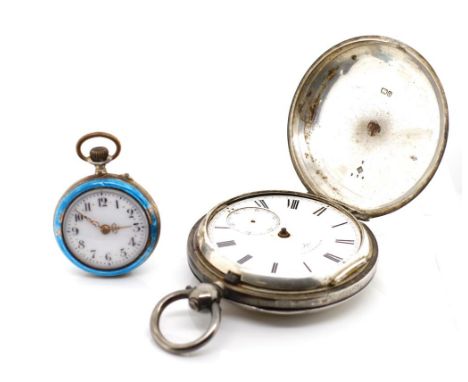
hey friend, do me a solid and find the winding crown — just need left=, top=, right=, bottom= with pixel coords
left=89, top=146, right=109, bottom=163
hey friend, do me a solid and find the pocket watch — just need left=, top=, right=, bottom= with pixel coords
left=53, top=132, right=160, bottom=276
left=150, top=36, right=448, bottom=353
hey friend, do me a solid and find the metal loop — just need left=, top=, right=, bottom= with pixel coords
left=150, top=284, right=222, bottom=354
left=76, top=132, right=121, bottom=165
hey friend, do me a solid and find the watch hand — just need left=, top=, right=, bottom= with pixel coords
left=75, top=210, right=101, bottom=228
left=110, top=223, right=133, bottom=233
left=74, top=212, right=133, bottom=235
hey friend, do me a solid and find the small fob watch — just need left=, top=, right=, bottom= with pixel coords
left=150, top=36, right=448, bottom=353
left=54, top=132, right=160, bottom=276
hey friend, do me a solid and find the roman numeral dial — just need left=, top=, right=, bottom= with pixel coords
left=254, top=200, right=269, bottom=209
left=205, top=193, right=362, bottom=288
left=287, top=199, right=300, bottom=209
left=313, top=206, right=327, bottom=216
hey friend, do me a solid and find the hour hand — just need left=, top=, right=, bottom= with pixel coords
left=75, top=210, right=101, bottom=228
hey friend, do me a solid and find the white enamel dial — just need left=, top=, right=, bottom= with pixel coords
left=204, top=192, right=367, bottom=289
left=62, top=188, right=150, bottom=270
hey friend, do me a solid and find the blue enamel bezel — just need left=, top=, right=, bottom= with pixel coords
left=53, top=177, right=159, bottom=276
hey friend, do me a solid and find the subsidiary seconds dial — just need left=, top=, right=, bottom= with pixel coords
left=62, top=188, right=149, bottom=270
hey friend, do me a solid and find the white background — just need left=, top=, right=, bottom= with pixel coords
left=0, top=1, right=466, bottom=381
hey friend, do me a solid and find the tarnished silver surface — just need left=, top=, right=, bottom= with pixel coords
left=288, top=36, right=448, bottom=218
left=150, top=35, right=447, bottom=354
left=188, top=190, right=378, bottom=313
left=150, top=284, right=222, bottom=354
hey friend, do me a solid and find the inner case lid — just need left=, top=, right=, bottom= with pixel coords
left=288, top=36, right=448, bottom=219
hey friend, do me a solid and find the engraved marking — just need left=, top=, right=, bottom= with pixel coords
left=352, top=160, right=366, bottom=179
left=214, top=226, right=230, bottom=229
left=381, top=87, right=392, bottom=97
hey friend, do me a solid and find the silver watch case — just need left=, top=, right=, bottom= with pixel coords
left=187, top=36, right=447, bottom=314
left=187, top=190, right=378, bottom=314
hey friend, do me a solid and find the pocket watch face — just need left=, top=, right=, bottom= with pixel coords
left=62, top=188, right=150, bottom=270
left=202, top=191, right=368, bottom=290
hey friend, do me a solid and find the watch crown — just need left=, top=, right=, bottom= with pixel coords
left=89, top=146, right=109, bottom=163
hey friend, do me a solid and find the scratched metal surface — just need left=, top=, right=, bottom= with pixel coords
left=288, top=36, right=448, bottom=218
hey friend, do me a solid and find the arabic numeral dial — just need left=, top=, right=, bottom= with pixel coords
left=62, top=188, right=150, bottom=270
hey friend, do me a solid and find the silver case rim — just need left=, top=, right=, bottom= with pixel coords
left=187, top=190, right=378, bottom=314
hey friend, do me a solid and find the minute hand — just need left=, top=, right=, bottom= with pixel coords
left=110, top=224, right=133, bottom=233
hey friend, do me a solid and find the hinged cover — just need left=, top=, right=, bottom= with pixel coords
left=288, top=36, right=448, bottom=218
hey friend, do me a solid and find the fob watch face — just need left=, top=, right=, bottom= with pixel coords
left=62, top=188, right=150, bottom=270
left=54, top=177, right=160, bottom=276
left=197, top=191, right=373, bottom=292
